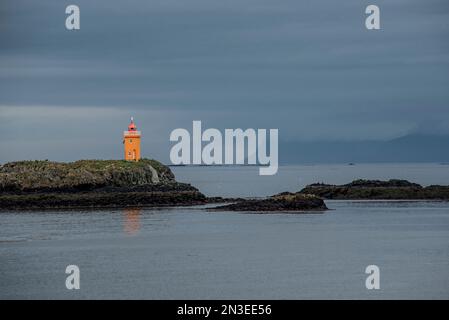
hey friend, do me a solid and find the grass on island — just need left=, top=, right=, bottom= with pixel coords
left=0, top=158, right=175, bottom=192
left=1, top=158, right=168, bottom=173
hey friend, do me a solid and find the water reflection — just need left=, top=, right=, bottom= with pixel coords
left=123, top=208, right=142, bottom=235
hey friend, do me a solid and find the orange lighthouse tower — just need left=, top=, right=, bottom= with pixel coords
left=123, top=117, right=141, bottom=161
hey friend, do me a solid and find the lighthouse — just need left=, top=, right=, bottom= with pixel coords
left=123, top=117, right=141, bottom=161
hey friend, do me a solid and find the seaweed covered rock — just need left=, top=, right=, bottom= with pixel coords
left=299, top=179, right=449, bottom=200
left=210, top=192, right=327, bottom=213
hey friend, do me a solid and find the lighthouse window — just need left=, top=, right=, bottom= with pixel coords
left=129, top=139, right=132, bottom=142
left=128, top=151, right=131, bottom=156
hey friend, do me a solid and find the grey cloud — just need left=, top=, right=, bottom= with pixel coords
left=0, top=0, right=448, bottom=162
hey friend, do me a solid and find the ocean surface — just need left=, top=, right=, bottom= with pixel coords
left=1, top=163, right=449, bottom=299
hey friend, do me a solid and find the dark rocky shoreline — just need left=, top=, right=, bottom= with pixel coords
left=209, top=192, right=328, bottom=213
left=0, top=160, right=207, bottom=210
left=0, top=189, right=207, bottom=210
left=2, top=161, right=447, bottom=211
left=0, top=159, right=328, bottom=212
left=299, top=179, right=449, bottom=200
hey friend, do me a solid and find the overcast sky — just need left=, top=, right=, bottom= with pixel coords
left=0, top=0, right=448, bottom=163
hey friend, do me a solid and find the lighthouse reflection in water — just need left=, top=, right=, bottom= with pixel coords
left=123, top=208, right=142, bottom=235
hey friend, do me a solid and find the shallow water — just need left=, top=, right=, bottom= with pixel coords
left=1, top=164, right=449, bottom=299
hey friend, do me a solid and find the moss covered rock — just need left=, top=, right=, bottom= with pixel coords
left=0, top=159, right=206, bottom=209
left=0, top=159, right=174, bottom=193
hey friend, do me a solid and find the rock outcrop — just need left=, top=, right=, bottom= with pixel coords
left=210, top=192, right=328, bottom=213
left=0, top=159, right=206, bottom=209
left=299, top=179, right=449, bottom=200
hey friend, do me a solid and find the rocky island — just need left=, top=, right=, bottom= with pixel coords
left=0, top=159, right=330, bottom=212
left=299, top=179, right=449, bottom=200
left=0, top=159, right=206, bottom=209
left=210, top=192, right=328, bottom=213
left=4, top=160, right=446, bottom=212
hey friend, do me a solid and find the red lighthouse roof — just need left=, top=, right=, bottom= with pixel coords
left=128, top=117, right=137, bottom=131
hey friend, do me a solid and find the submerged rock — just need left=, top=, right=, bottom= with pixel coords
left=299, top=179, right=449, bottom=200
left=0, top=159, right=206, bottom=209
left=210, top=192, right=328, bottom=213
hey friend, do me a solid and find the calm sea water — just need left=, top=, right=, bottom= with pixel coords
left=1, top=164, right=449, bottom=299
left=172, top=163, right=449, bottom=197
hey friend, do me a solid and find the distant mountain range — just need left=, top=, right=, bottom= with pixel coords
left=280, top=134, right=449, bottom=164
